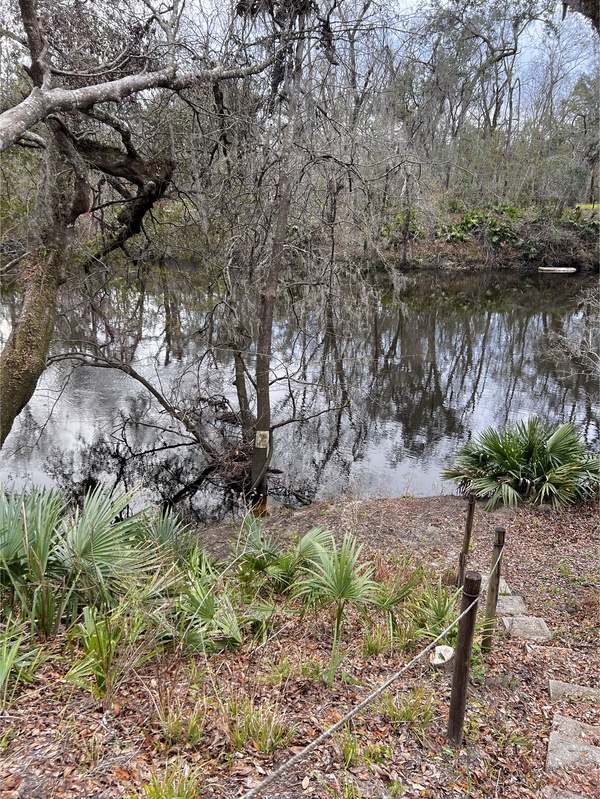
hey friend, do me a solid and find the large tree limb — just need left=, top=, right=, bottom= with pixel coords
left=0, top=125, right=171, bottom=445
left=2, top=0, right=287, bottom=153
left=18, top=0, right=50, bottom=89
left=71, top=135, right=175, bottom=265
left=46, top=352, right=222, bottom=462
left=0, top=54, right=282, bottom=154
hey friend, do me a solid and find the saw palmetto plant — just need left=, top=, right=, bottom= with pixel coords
left=443, top=418, right=600, bottom=510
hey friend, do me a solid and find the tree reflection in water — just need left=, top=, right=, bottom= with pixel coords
left=0, top=270, right=597, bottom=521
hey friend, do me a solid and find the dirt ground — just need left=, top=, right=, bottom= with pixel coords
left=1, top=496, right=598, bottom=799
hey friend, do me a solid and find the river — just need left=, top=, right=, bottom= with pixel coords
left=1, top=269, right=597, bottom=518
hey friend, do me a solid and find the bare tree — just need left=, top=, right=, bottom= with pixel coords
left=0, top=0, right=284, bottom=446
left=2, top=0, right=597, bottom=513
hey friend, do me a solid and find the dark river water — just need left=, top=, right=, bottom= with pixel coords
left=1, top=270, right=597, bottom=515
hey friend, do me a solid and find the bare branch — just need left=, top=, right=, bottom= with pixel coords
left=83, top=108, right=138, bottom=158
left=46, top=351, right=222, bottom=461
left=0, top=27, right=27, bottom=47
left=16, top=130, right=46, bottom=148
left=1, top=48, right=285, bottom=153
left=270, top=401, right=351, bottom=432
left=18, top=0, right=51, bottom=89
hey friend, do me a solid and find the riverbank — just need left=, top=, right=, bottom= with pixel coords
left=2, top=495, right=597, bottom=798
left=375, top=203, right=600, bottom=273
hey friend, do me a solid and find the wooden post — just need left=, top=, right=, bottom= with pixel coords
left=447, top=570, right=481, bottom=748
left=457, top=493, right=476, bottom=588
left=481, top=527, right=506, bottom=653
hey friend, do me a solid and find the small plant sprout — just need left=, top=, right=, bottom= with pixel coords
left=336, top=722, right=361, bottom=768
left=410, top=577, right=461, bottom=645
left=373, top=562, right=422, bottom=648
left=135, top=760, right=204, bottom=799
left=362, top=624, right=390, bottom=656
left=295, top=533, right=377, bottom=679
left=156, top=694, right=205, bottom=748
left=227, top=693, right=294, bottom=754
left=378, top=686, right=436, bottom=739
left=0, top=616, right=42, bottom=709
left=66, top=606, right=124, bottom=704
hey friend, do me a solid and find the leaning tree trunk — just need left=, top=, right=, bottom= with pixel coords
left=0, top=129, right=84, bottom=447
left=0, top=251, right=62, bottom=445
left=0, top=123, right=173, bottom=448
left=1, top=4, right=178, bottom=448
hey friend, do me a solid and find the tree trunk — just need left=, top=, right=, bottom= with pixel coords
left=249, top=22, right=305, bottom=512
left=0, top=129, right=80, bottom=447
left=249, top=167, right=293, bottom=512
left=0, top=123, right=173, bottom=448
left=0, top=252, right=61, bottom=445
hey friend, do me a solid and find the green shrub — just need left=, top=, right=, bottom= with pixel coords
left=372, top=560, right=422, bottom=649
left=234, top=517, right=334, bottom=596
left=0, top=487, right=63, bottom=586
left=178, top=552, right=243, bottom=653
left=144, top=507, right=194, bottom=564
left=437, top=207, right=519, bottom=245
left=377, top=686, right=436, bottom=738
left=227, top=693, right=293, bottom=753
left=66, top=606, right=124, bottom=701
left=133, top=760, right=204, bottom=799
left=295, top=533, right=376, bottom=646
left=0, top=616, right=42, bottom=708
left=295, top=533, right=376, bottom=682
left=380, top=210, right=421, bottom=244
left=566, top=207, right=599, bottom=238
left=0, top=483, right=182, bottom=634
left=0, top=487, right=77, bottom=638
left=443, top=418, right=600, bottom=510
left=437, top=209, right=486, bottom=242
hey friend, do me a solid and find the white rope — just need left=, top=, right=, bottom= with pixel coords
left=239, top=549, right=504, bottom=799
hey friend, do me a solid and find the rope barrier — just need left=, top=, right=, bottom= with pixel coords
left=239, top=545, right=505, bottom=799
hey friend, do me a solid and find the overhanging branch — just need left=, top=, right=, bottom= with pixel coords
left=1, top=49, right=287, bottom=154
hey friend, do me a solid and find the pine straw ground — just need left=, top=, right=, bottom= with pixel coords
left=0, top=496, right=598, bottom=799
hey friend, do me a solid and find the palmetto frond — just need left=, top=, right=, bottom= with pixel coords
left=296, top=534, right=376, bottom=607
left=0, top=487, right=64, bottom=580
left=55, top=484, right=156, bottom=602
left=295, top=525, right=332, bottom=566
left=295, top=533, right=376, bottom=649
left=442, top=418, right=599, bottom=510
left=144, top=506, right=193, bottom=563
left=235, top=513, right=282, bottom=572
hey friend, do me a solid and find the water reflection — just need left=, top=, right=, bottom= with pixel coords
left=1, top=269, right=597, bottom=517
